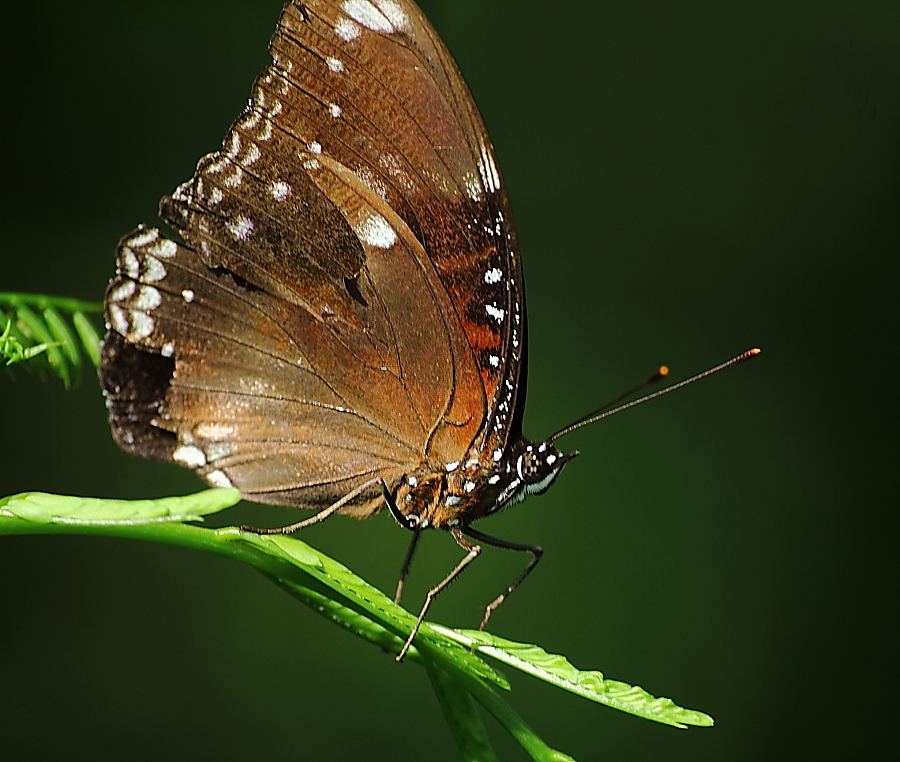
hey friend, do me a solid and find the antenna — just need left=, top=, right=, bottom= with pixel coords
left=549, top=348, right=761, bottom=443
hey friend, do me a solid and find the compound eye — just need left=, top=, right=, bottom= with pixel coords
left=517, top=449, right=551, bottom=483
left=516, top=445, right=568, bottom=497
left=521, top=452, right=541, bottom=481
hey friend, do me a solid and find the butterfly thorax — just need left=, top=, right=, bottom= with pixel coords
left=392, top=439, right=575, bottom=530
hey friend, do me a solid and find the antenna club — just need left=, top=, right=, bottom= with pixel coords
left=658, top=365, right=670, bottom=377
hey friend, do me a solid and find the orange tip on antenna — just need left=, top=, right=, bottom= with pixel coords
left=549, top=347, right=761, bottom=442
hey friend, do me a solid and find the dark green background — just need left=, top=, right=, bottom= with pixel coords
left=2, top=1, right=897, bottom=759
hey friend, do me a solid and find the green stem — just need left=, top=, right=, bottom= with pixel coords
left=424, top=658, right=499, bottom=762
left=416, top=640, right=575, bottom=762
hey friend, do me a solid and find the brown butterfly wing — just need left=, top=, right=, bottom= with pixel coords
left=102, top=228, right=414, bottom=509
left=266, top=0, right=527, bottom=460
left=101, top=0, right=524, bottom=511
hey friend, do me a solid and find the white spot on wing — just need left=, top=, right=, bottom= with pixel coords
left=147, top=239, right=178, bottom=259
left=182, top=289, right=195, bottom=303
left=270, top=181, right=291, bottom=202
left=121, top=248, right=140, bottom=278
left=485, top=304, right=506, bottom=322
left=341, top=1, right=401, bottom=33
left=133, top=285, right=161, bottom=311
left=356, top=211, right=397, bottom=249
left=108, top=304, right=129, bottom=336
left=206, top=470, right=233, bottom=488
left=141, top=255, right=167, bottom=283
left=161, top=341, right=175, bottom=357
left=205, top=156, right=228, bottom=175
left=108, top=280, right=136, bottom=303
left=485, top=268, right=502, bottom=284
left=239, top=110, right=261, bottom=130
left=328, top=103, right=342, bottom=118
left=127, top=228, right=159, bottom=248
left=173, top=444, right=207, bottom=468
left=242, top=143, right=261, bottom=165
left=225, top=132, right=241, bottom=159
left=307, top=141, right=322, bottom=154
left=223, top=166, right=244, bottom=188
left=375, top=0, right=408, bottom=28
left=128, top=311, right=154, bottom=341
left=326, top=57, right=345, bottom=73
left=226, top=215, right=254, bottom=241
left=334, top=16, right=361, bottom=41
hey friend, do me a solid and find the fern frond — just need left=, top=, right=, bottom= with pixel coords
left=0, top=292, right=103, bottom=387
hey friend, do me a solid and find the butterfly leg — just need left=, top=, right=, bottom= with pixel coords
left=394, top=529, right=423, bottom=605
left=377, top=481, right=424, bottom=604
left=461, top=526, right=543, bottom=632
left=240, top=476, right=382, bottom=534
left=396, top=527, right=481, bottom=662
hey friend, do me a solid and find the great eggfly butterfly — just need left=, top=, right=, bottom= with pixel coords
left=99, top=0, right=752, bottom=659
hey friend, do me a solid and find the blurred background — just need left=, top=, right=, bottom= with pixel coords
left=1, top=1, right=897, bottom=759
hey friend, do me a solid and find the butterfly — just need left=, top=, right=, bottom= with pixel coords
left=99, top=0, right=756, bottom=659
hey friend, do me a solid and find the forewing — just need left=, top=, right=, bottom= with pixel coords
left=160, top=0, right=525, bottom=460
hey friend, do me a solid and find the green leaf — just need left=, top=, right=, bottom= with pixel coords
left=432, top=627, right=713, bottom=728
left=1, top=315, right=52, bottom=365
left=431, top=651, right=577, bottom=762
left=231, top=530, right=511, bottom=691
left=0, top=292, right=103, bottom=381
left=72, top=311, right=101, bottom=368
left=424, top=660, right=499, bottom=762
left=0, top=491, right=508, bottom=691
left=43, top=306, right=81, bottom=371
left=0, top=488, right=242, bottom=525
left=15, top=304, right=68, bottom=386
left=1, top=487, right=713, bottom=760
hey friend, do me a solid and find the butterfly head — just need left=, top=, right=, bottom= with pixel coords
left=514, top=441, right=579, bottom=500
left=388, top=440, right=577, bottom=531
